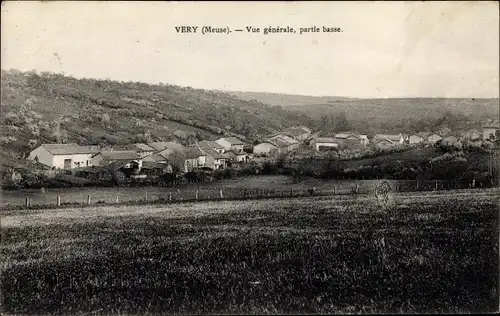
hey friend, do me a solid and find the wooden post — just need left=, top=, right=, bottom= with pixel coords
left=195, top=190, right=199, bottom=200
left=416, top=181, right=419, bottom=190
left=145, top=191, right=148, bottom=201
left=87, top=195, right=91, bottom=205
left=219, top=189, right=223, bottom=199
left=57, top=196, right=61, bottom=206
left=115, top=195, right=119, bottom=203
left=169, top=192, right=172, bottom=201
left=25, top=196, right=30, bottom=207
left=333, top=185, right=336, bottom=194
left=435, top=181, right=438, bottom=191
left=472, top=179, right=476, bottom=188
left=290, top=188, right=293, bottom=197
left=355, top=184, right=359, bottom=194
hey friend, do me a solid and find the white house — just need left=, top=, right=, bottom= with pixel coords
left=215, top=137, right=246, bottom=153
left=426, top=133, right=442, bottom=143
left=310, top=137, right=339, bottom=152
left=254, top=142, right=278, bottom=156
left=28, top=143, right=100, bottom=169
left=408, top=134, right=425, bottom=144
left=195, top=141, right=228, bottom=170
left=482, top=121, right=499, bottom=140
left=373, top=134, right=404, bottom=145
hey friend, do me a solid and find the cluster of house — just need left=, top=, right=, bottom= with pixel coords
left=253, top=126, right=313, bottom=156
left=26, top=121, right=499, bottom=173
left=27, top=137, right=254, bottom=174
left=309, top=122, right=500, bottom=152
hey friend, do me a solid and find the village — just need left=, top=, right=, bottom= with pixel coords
left=25, top=121, right=500, bottom=182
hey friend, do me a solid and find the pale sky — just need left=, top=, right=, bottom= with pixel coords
left=1, top=1, right=499, bottom=98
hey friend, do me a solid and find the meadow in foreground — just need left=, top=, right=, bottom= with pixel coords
left=1, top=194, right=498, bottom=315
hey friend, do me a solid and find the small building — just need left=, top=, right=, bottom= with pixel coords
left=91, top=150, right=142, bottom=168
left=195, top=141, right=228, bottom=170
left=426, top=133, right=442, bottom=143
left=224, top=150, right=250, bottom=163
left=130, top=143, right=155, bottom=158
left=373, top=138, right=396, bottom=149
left=253, top=142, right=278, bottom=156
left=409, top=133, right=425, bottom=144
left=215, top=137, right=246, bottom=153
left=184, top=147, right=207, bottom=172
left=310, top=137, right=339, bottom=152
left=373, top=134, right=404, bottom=146
left=28, top=143, right=100, bottom=169
left=441, top=134, right=460, bottom=146
left=267, top=134, right=300, bottom=152
left=466, top=129, right=481, bottom=141
left=284, top=126, right=311, bottom=141
left=359, top=135, right=370, bottom=146
left=198, top=140, right=226, bottom=154
left=482, top=121, right=499, bottom=140
left=335, top=133, right=364, bottom=149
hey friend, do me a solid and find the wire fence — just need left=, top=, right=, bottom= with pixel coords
left=2, top=179, right=497, bottom=210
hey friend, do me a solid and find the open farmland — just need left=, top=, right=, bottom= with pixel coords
left=1, top=192, right=498, bottom=315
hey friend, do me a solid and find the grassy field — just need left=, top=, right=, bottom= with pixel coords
left=1, top=193, right=498, bottom=315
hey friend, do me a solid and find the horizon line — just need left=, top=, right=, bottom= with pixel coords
left=2, top=68, right=499, bottom=100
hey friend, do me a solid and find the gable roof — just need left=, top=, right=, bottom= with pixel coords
left=264, top=138, right=289, bottom=148
left=97, top=150, right=141, bottom=161
left=41, top=143, right=100, bottom=155
left=335, top=133, right=360, bottom=139
left=314, top=137, right=338, bottom=144
left=374, top=134, right=401, bottom=142
left=147, top=141, right=182, bottom=152
left=284, top=127, right=307, bottom=137
left=224, top=150, right=247, bottom=157
left=373, top=138, right=394, bottom=144
left=184, top=147, right=206, bottom=159
left=196, top=142, right=226, bottom=159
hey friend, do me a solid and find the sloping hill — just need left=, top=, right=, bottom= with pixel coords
left=229, top=91, right=500, bottom=134
left=0, top=70, right=314, bottom=168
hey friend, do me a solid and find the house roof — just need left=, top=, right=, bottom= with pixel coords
left=335, top=133, right=360, bottom=139
left=218, top=137, right=245, bottom=145
left=268, top=134, right=299, bottom=145
left=264, top=138, right=289, bottom=148
left=184, top=147, right=206, bottom=159
left=314, top=137, right=338, bottom=144
left=147, top=141, right=182, bottom=152
left=373, top=138, right=394, bottom=144
left=41, top=143, right=100, bottom=155
left=196, top=142, right=226, bottom=159
left=133, top=143, right=155, bottom=152
left=225, top=150, right=247, bottom=157
left=98, top=151, right=141, bottom=161
left=284, top=127, right=307, bottom=137
left=374, top=134, right=401, bottom=142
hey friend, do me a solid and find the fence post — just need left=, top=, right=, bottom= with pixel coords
left=435, top=181, right=438, bottom=191
left=219, top=189, right=223, bottom=199
left=169, top=192, right=172, bottom=201
left=290, top=188, right=293, bottom=197
left=25, top=196, right=30, bottom=207
left=115, top=195, right=119, bottom=203
left=57, top=196, right=61, bottom=206
left=195, top=190, right=199, bottom=200
left=333, top=185, right=336, bottom=195
left=355, top=184, right=359, bottom=194
left=87, top=195, right=91, bottom=205
left=472, top=179, right=476, bottom=188
left=416, top=181, right=419, bottom=190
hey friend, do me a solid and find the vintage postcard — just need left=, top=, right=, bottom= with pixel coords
left=1, top=1, right=499, bottom=315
